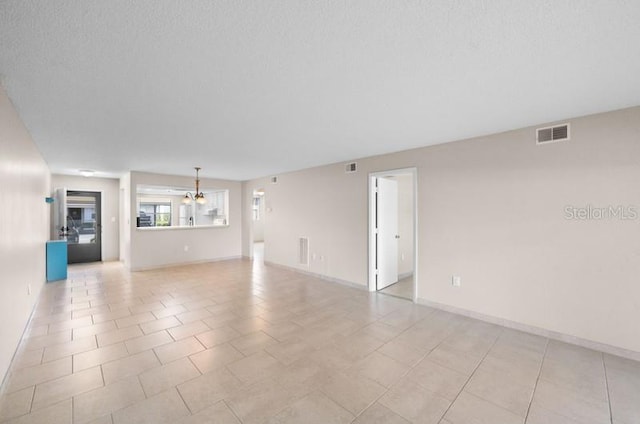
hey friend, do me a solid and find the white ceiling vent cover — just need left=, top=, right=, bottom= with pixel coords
left=299, top=237, right=309, bottom=266
left=345, top=162, right=357, bottom=173
left=536, top=123, right=570, bottom=144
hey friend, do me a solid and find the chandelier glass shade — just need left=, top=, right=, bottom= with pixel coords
left=182, top=167, right=206, bottom=204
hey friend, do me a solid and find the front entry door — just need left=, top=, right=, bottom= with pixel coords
left=66, top=191, right=102, bottom=264
left=376, top=177, right=399, bottom=290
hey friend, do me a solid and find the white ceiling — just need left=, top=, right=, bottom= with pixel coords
left=1, top=1, right=639, bottom=181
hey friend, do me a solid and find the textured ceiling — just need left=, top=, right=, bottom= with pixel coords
left=1, top=1, right=639, bottom=180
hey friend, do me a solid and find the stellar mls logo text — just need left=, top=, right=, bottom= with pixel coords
left=564, top=205, right=638, bottom=220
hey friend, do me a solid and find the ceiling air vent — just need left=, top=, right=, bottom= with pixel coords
left=345, top=162, right=357, bottom=173
left=536, top=123, right=570, bottom=145
left=299, top=237, right=309, bottom=266
left=270, top=176, right=278, bottom=184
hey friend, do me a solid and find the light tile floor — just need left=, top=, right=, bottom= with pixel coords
left=1, top=259, right=639, bottom=424
left=253, top=242, right=264, bottom=263
left=379, top=276, right=413, bottom=300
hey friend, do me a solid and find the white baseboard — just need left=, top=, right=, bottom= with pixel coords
left=264, top=261, right=368, bottom=291
left=130, top=255, right=242, bottom=272
left=1, top=281, right=45, bottom=396
left=260, top=260, right=640, bottom=361
left=417, top=297, right=640, bottom=362
left=104, top=255, right=640, bottom=363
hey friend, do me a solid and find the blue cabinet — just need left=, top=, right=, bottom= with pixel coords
left=46, top=240, right=67, bottom=282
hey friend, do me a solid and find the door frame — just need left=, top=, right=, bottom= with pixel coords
left=66, top=189, right=103, bottom=264
left=57, top=188, right=105, bottom=263
left=368, top=167, right=418, bottom=302
left=249, top=188, right=266, bottom=260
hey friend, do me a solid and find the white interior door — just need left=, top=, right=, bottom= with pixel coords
left=376, top=177, right=399, bottom=290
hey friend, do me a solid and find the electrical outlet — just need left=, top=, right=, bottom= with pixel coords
left=320, top=255, right=324, bottom=261
left=401, top=253, right=405, bottom=261
left=452, top=276, right=461, bottom=287
left=312, top=253, right=317, bottom=260
left=184, top=245, right=189, bottom=252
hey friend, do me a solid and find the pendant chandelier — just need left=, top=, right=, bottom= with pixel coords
left=182, top=167, right=207, bottom=204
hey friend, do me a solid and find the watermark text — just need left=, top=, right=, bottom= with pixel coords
left=564, top=205, right=637, bottom=220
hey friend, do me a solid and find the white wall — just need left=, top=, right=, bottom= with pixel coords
left=244, top=165, right=368, bottom=282
left=128, top=172, right=242, bottom=270
left=51, top=175, right=120, bottom=261
left=243, top=106, right=640, bottom=355
left=241, top=182, right=254, bottom=258
left=0, top=86, right=51, bottom=385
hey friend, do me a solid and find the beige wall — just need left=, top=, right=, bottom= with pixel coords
left=0, top=86, right=51, bottom=384
left=241, top=182, right=254, bottom=257
left=244, top=165, right=368, bottom=282
left=243, top=106, right=640, bottom=354
left=127, top=172, right=242, bottom=270
left=51, top=175, right=120, bottom=261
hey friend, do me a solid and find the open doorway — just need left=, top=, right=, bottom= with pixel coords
left=252, top=188, right=265, bottom=263
left=368, top=168, right=417, bottom=301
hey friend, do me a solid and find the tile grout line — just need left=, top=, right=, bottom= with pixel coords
left=27, top=383, right=36, bottom=414
left=347, top=352, right=427, bottom=423
left=434, top=328, right=503, bottom=422
left=99, top=362, right=106, bottom=386
left=9, top=262, right=639, bottom=424
left=174, top=383, right=194, bottom=416
left=0, top=293, right=48, bottom=399
left=601, top=353, right=614, bottom=424
left=135, top=374, right=148, bottom=400
left=223, top=399, right=244, bottom=423
left=347, top=314, right=466, bottom=423
left=523, top=337, right=550, bottom=423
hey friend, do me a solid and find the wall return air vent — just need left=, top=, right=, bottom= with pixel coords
left=536, top=123, right=570, bottom=144
left=345, top=162, right=357, bottom=173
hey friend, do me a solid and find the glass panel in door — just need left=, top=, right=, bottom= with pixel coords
left=66, top=190, right=102, bottom=263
